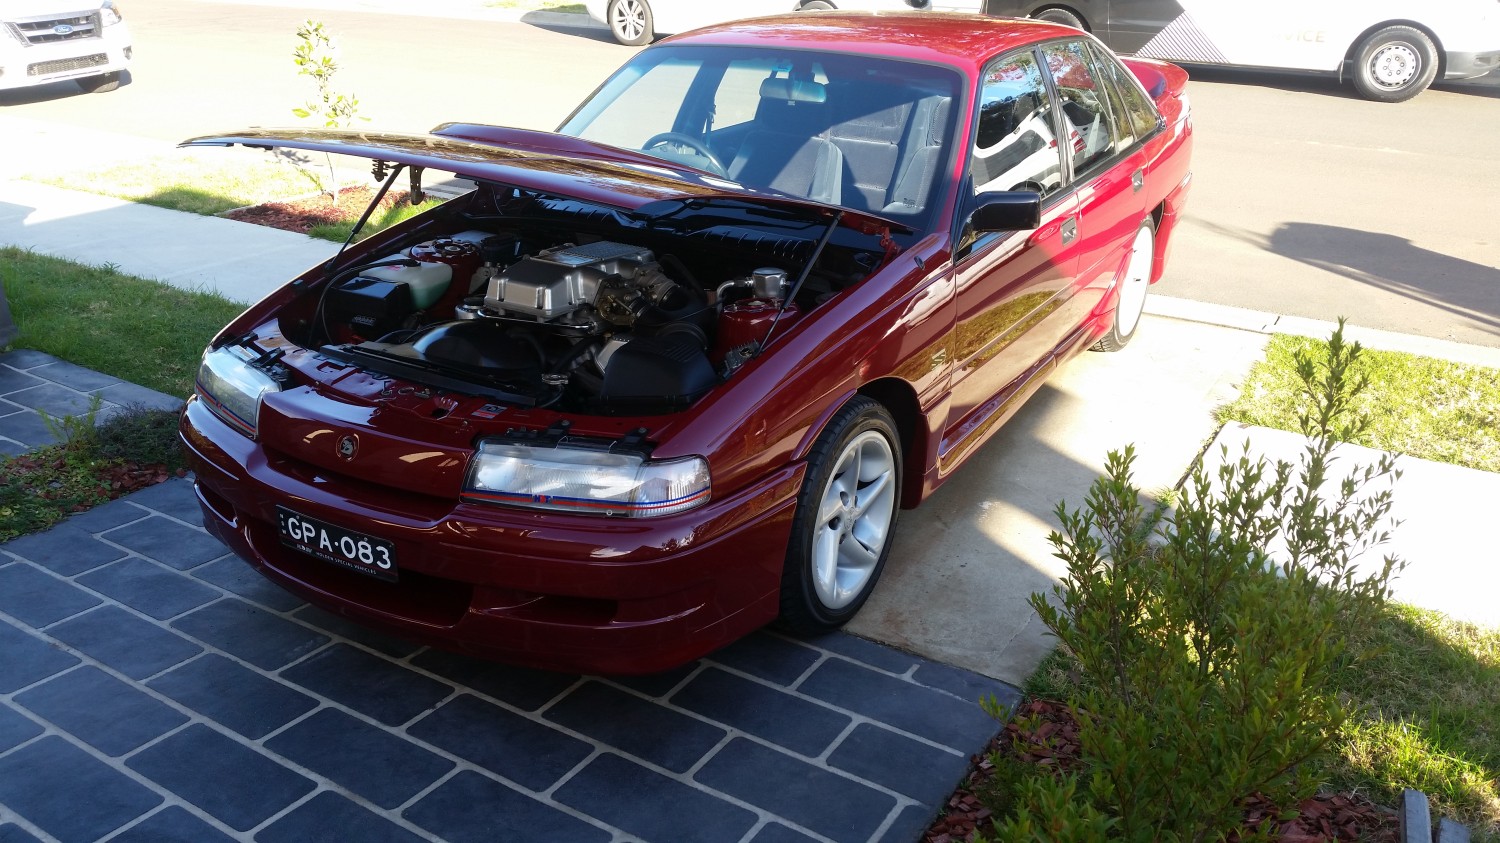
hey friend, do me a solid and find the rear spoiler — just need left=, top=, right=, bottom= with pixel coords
left=1122, top=57, right=1189, bottom=107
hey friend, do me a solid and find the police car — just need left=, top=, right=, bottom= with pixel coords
left=983, top=0, right=1500, bottom=101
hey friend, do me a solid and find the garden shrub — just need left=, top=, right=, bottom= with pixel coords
left=1006, top=322, right=1404, bottom=841
left=95, top=404, right=186, bottom=471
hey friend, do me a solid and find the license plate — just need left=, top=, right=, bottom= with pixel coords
left=276, top=506, right=398, bottom=582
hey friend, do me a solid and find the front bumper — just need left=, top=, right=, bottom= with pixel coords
left=1443, top=50, right=1500, bottom=80
left=0, top=25, right=131, bottom=91
left=180, top=397, right=804, bottom=674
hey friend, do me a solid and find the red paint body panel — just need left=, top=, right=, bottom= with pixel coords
left=180, top=14, right=1193, bottom=673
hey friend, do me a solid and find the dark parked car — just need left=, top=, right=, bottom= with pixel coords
left=181, top=12, right=1192, bottom=673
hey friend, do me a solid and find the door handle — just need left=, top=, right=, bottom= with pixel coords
left=1061, top=218, right=1078, bottom=245
left=1131, top=168, right=1144, bottom=193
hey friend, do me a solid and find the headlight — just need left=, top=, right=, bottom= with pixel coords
left=101, top=1, right=123, bottom=26
left=464, top=441, right=710, bottom=518
left=195, top=347, right=280, bottom=438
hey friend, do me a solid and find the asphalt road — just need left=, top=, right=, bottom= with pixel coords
left=4, top=0, right=1498, bottom=346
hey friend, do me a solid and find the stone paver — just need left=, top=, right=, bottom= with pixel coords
left=0, top=361, right=1017, bottom=842
left=0, top=350, right=181, bottom=455
left=0, top=477, right=1015, bottom=842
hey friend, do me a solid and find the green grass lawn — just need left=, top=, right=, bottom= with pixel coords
left=2, top=247, right=245, bottom=398
left=32, top=149, right=449, bottom=244
left=1218, top=335, right=1500, bottom=473
left=308, top=195, right=447, bottom=243
left=1327, top=604, right=1500, bottom=836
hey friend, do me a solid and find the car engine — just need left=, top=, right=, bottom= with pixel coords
left=318, top=231, right=796, bottom=415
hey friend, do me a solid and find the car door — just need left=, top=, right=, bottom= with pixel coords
left=943, top=47, right=1081, bottom=470
left=1101, top=0, right=1184, bottom=54
left=1036, top=39, right=1149, bottom=336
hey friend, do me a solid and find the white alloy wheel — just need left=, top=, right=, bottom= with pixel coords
left=779, top=396, right=902, bottom=634
left=608, top=0, right=653, bottom=46
left=811, top=430, right=898, bottom=610
left=1092, top=219, right=1155, bottom=352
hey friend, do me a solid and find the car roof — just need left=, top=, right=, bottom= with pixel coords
left=663, top=12, right=1078, bottom=75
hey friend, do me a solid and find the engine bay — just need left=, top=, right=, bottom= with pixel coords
left=291, top=183, right=895, bottom=415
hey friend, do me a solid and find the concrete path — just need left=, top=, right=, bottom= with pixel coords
left=1204, top=424, right=1500, bottom=629
left=1, top=180, right=338, bottom=304
left=851, top=314, right=1273, bottom=680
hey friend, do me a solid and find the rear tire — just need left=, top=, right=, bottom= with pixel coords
left=800, top=1, right=836, bottom=8
left=779, top=397, right=902, bottom=635
left=1092, top=218, right=1155, bottom=352
left=607, top=0, right=654, bottom=46
left=1351, top=25, right=1438, bottom=103
left=77, top=71, right=121, bottom=94
left=1032, top=7, right=1086, bottom=30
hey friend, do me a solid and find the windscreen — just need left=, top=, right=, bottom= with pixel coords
left=560, top=45, right=964, bottom=232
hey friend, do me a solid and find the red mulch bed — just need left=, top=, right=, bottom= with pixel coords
left=6, top=449, right=185, bottom=513
left=224, top=186, right=411, bottom=235
left=924, top=699, right=1399, bottom=842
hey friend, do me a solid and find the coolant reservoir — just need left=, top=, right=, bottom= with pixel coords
left=363, top=255, right=451, bottom=310
left=363, top=238, right=479, bottom=311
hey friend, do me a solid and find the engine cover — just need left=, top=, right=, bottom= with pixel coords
left=484, top=241, right=654, bottom=321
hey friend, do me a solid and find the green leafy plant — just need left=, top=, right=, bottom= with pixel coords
left=992, top=772, right=1116, bottom=843
left=40, top=393, right=103, bottom=454
left=1015, top=321, right=1404, bottom=841
left=292, top=20, right=366, bottom=205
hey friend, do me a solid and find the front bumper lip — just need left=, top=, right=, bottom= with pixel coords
left=180, top=397, right=804, bottom=674
left=1443, top=49, right=1500, bottom=80
left=0, top=26, right=132, bottom=90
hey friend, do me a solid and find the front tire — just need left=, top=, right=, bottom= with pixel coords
left=1092, top=218, right=1155, bottom=352
left=779, top=397, right=902, bottom=634
left=799, top=1, right=836, bottom=9
left=1032, top=7, right=1086, bottom=30
left=1351, top=25, right=1439, bottom=103
left=607, top=0, right=654, bottom=46
left=77, top=72, right=121, bottom=94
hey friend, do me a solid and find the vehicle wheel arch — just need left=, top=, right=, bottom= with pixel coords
left=788, top=377, right=926, bottom=509
left=856, top=378, right=926, bottom=509
left=1343, top=20, right=1447, bottom=80
left=1029, top=5, right=1089, bottom=31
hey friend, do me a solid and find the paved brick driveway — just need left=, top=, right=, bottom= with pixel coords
left=0, top=352, right=1020, bottom=843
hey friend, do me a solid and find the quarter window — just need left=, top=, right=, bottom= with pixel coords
left=1095, top=46, right=1163, bottom=140
left=971, top=50, right=1064, bottom=198
left=1040, top=41, right=1117, bottom=176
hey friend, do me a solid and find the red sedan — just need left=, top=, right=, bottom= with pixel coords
left=180, top=12, right=1192, bottom=673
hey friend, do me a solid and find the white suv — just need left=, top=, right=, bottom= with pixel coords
left=1, top=1, right=132, bottom=94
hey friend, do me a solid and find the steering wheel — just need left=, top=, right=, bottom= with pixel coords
left=641, top=132, right=729, bottom=177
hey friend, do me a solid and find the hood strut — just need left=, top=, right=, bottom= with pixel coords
left=325, top=162, right=405, bottom=281
left=761, top=210, right=843, bottom=352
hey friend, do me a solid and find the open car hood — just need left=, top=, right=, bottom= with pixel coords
left=181, top=123, right=909, bottom=236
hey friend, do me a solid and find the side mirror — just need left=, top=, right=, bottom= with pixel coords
left=968, top=191, right=1042, bottom=233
